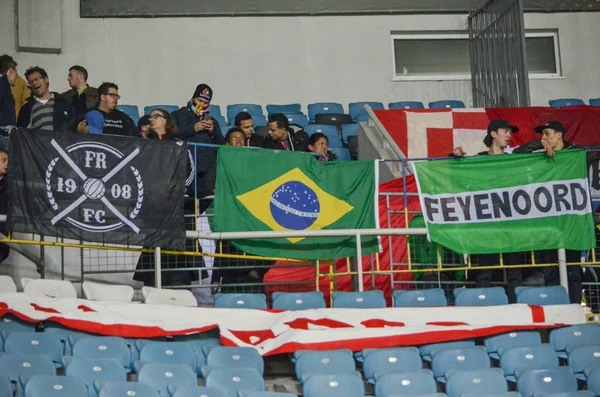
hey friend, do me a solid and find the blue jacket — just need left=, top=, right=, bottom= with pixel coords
left=171, top=105, right=224, bottom=198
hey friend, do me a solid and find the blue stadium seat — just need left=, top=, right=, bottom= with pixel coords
left=64, top=357, right=126, bottom=397
left=515, top=286, right=569, bottom=305
left=0, top=375, right=12, bottom=397
left=208, top=105, right=223, bottom=118
left=348, top=102, right=384, bottom=122
left=116, top=105, right=140, bottom=124
left=536, top=393, right=594, bottom=397
left=24, top=375, right=87, bottom=397
left=588, top=368, right=600, bottom=396
left=304, top=124, right=338, bottom=138
left=341, top=124, right=358, bottom=144
left=550, top=324, right=600, bottom=359
left=204, top=367, right=265, bottom=397
left=499, top=344, right=559, bottom=382
left=283, top=113, right=309, bottom=129
left=213, top=293, right=267, bottom=309
left=517, top=368, right=577, bottom=397
left=393, top=289, right=448, bottom=307
left=252, top=114, right=268, bottom=127
left=182, top=337, right=220, bottom=368
left=303, top=372, right=364, bottom=397
left=363, top=346, right=422, bottom=382
left=214, top=115, right=228, bottom=133
left=332, top=290, right=386, bottom=308
left=590, top=99, right=600, bottom=107
left=329, top=148, right=351, bottom=161
left=388, top=101, right=425, bottom=110
left=453, top=287, right=509, bottom=306
left=267, top=104, right=302, bottom=115
left=428, top=100, right=466, bottom=109
left=144, top=105, right=179, bottom=115
left=549, top=99, right=585, bottom=108
left=307, top=103, right=345, bottom=123
left=484, top=331, right=542, bottom=360
left=205, top=346, right=264, bottom=376
left=374, top=369, right=441, bottom=397
left=419, top=340, right=476, bottom=362
left=4, top=332, right=63, bottom=366
left=446, top=368, right=508, bottom=397
left=271, top=292, right=326, bottom=310
left=0, top=353, right=55, bottom=386
left=138, top=341, right=197, bottom=373
left=356, top=113, right=370, bottom=123
left=227, top=104, right=264, bottom=124
left=431, top=346, right=490, bottom=383
left=72, top=337, right=131, bottom=370
left=567, top=344, right=600, bottom=380
left=245, top=393, right=298, bottom=397
left=295, top=349, right=355, bottom=383
left=136, top=362, right=197, bottom=397
left=97, top=381, right=160, bottom=397
left=168, top=384, right=228, bottom=397
left=0, top=315, right=35, bottom=335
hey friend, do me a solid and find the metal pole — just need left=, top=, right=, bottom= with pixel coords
left=557, top=248, right=569, bottom=293
left=356, top=233, right=364, bottom=292
left=154, top=247, right=162, bottom=289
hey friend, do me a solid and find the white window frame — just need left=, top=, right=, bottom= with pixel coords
left=390, top=31, right=562, bottom=82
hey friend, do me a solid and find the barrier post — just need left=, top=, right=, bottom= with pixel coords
left=356, top=233, right=364, bottom=292
left=154, top=247, right=162, bottom=289
left=558, top=248, right=569, bottom=293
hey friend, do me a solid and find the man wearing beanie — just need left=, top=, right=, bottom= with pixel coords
left=172, top=83, right=224, bottom=207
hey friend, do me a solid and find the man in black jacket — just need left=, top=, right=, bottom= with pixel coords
left=262, top=113, right=309, bottom=152
left=234, top=111, right=263, bottom=147
left=17, top=66, right=75, bottom=132
left=0, top=57, right=16, bottom=127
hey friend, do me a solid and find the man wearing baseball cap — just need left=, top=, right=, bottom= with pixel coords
left=452, top=119, right=518, bottom=157
left=513, top=121, right=576, bottom=156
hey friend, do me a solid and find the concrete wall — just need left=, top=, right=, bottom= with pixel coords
left=1, top=0, right=597, bottom=113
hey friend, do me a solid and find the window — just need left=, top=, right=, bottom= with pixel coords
left=391, top=31, right=560, bottom=80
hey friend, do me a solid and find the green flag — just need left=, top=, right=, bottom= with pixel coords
left=413, top=150, right=596, bottom=254
left=213, top=147, right=379, bottom=260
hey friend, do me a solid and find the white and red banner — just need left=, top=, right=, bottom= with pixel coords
left=0, top=293, right=585, bottom=356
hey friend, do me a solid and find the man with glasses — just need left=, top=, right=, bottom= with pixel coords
left=90, top=82, right=135, bottom=137
left=17, top=66, right=76, bottom=132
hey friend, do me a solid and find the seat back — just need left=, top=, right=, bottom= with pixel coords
left=283, top=112, right=309, bottom=129
left=567, top=344, right=600, bottom=376
left=550, top=324, right=600, bottom=355
left=208, top=105, right=222, bottom=118
left=21, top=278, right=77, bottom=299
left=374, top=369, right=437, bottom=397
left=271, top=292, right=326, bottom=310
left=82, top=281, right=133, bottom=302
left=98, top=381, right=160, bottom=397
left=341, top=124, right=358, bottom=144
left=303, top=372, right=364, bottom=397
left=454, top=287, right=509, bottom=306
left=419, top=340, right=476, bottom=361
left=329, top=148, right=351, bottom=161
left=515, top=286, right=569, bottom=305
left=314, top=113, right=352, bottom=127
left=516, top=368, right=577, bottom=397
left=588, top=368, right=600, bottom=397
left=393, top=289, right=447, bottom=307
left=170, top=385, right=228, bottom=397
left=428, top=100, right=466, bottom=109
left=549, top=98, right=585, bottom=108
left=144, top=105, right=179, bottom=115
left=115, top=105, right=140, bottom=124
left=308, top=103, right=344, bottom=123
left=590, top=98, right=600, bottom=107
left=304, top=124, right=338, bottom=138
left=4, top=332, right=63, bottom=364
left=142, top=287, right=197, bottom=307
left=204, top=367, right=265, bottom=397
left=446, top=368, right=507, bottom=397
left=0, top=275, right=17, bottom=292
left=64, top=357, right=126, bottom=395
left=252, top=114, right=268, bottom=127
left=227, top=104, right=264, bottom=124
left=431, top=347, right=490, bottom=380
left=213, top=293, right=267, bottom=309
left=348, top=102, right=384, bottom=122
left=72, top=337, right=130, bottom=368
left=137, top=362, right=197, bottom=396
left=363, top=347, right=422, bottom=381
left=388, top=101, right=425, bottom=109
left=332, top=290, right=386, bottom=308
left=500, top=344, right=559, bottom=378
left=245, top=393, right=298, bottom=397
left=0, top=353, right=55, bottom=381
left=0, top=375, right=12, bottom=397
left=267, top=104, right=302, bottom=115
left=295, top=349, right=355, bottom=381
left=484, top=331, right=542, bottom=358
left=139, top=341, right=197, bottom=372
left=24, top=375, right=87, bottom=397
left=206, top=346, right=264, bottom=375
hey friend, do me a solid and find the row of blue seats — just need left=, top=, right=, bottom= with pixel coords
left=116, top=100, right=468, bottom=126
left=209, top=286, right=572, bottom=310
left=550, top=98, right=600, bottom=108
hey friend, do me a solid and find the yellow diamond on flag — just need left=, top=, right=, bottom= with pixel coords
left=236, top=168, right=354, bottom=243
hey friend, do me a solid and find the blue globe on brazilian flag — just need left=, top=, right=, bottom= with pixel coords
left=213, top=147, right=379, bottom=260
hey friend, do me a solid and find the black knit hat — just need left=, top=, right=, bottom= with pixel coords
left=192, top=83, right=213, bottom=102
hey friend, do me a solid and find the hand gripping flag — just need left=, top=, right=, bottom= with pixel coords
left=213, top=147, right=379, bottom=260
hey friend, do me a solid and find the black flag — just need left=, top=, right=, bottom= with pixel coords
left=8, top=129, right=187, bottom=250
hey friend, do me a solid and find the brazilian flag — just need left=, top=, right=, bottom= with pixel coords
left=213, top=147, right=379, bottom=260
